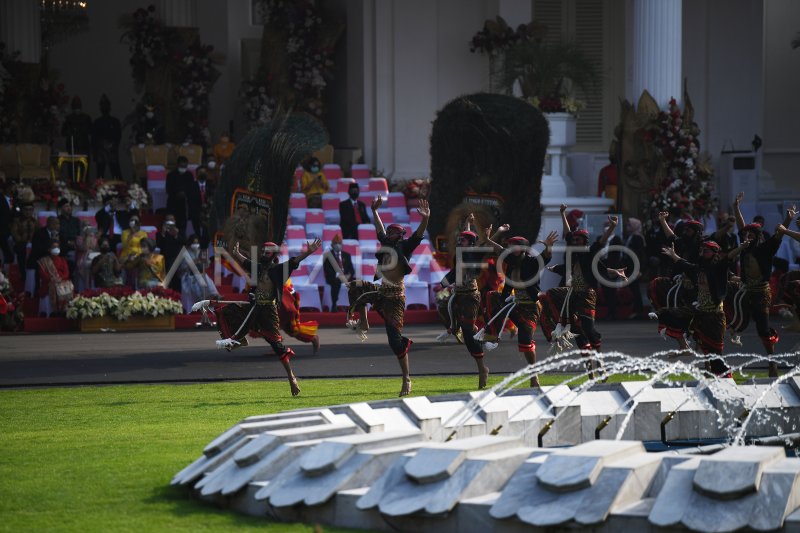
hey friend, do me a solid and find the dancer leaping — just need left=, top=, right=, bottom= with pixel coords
left=346, top=197, right=430, bottom=396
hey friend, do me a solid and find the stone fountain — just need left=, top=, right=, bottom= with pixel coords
left=173, top=352, right=800, bottom=532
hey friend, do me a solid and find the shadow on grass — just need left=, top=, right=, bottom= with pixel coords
left=145, top=484, right=263, bottom=523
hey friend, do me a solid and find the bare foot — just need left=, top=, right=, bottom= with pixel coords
left=289, top=377, right=300, bottom=396
left=530, top=375, right=540, bottom=388
left=399, top=378, right=412, bottom=397
left=479, top=366, right=490, bottom=389
left=311, top=335, right=320, bottom=354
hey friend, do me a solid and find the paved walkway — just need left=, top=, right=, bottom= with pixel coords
left=2, top=319, right=799, bottom=388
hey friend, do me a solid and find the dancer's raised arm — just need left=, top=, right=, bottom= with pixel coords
left=371, top=195, right=386, bottom=236
left=733, top=191, right=746, bottom=230
left=413, top=199, right=430, bottom=239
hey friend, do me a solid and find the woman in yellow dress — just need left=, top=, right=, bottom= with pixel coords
left=120, top=215, right=148, bottom=258
left=124, top=238, right=165, bottom=289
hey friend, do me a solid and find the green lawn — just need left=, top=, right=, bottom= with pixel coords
left=0, top=372, right=765, bottom=532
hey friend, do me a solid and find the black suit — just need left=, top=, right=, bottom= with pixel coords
left=338, top=199, right=370, bottom=240
left=323, top=249, right=355, bottom=311
left=95, top=207, right=131, bottom=248
left=166, top=169, right=193, bottom=232
left=186, top=178, right=214, bottom=239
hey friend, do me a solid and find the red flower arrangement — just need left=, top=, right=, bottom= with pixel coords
left=643, top=98, right=714, bottom=221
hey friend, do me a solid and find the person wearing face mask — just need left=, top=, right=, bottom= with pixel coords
left=38, top=239, right=73, bottom=315
left=300, top=157, right=328, bottom=209
left=338, top=183, right=370, bottom=240
left=92, top=236, right=123, bottom=288
left=124, top=238, right=165, bottom=289
left=323, top=234, right=355, bottom=312
left=158, top=217, right=185, bottom=292
left=179, top=234, right=220, bottom=315
left=346, top=197, right=431, bottom=397
left=120, top=215, right=148, bottom=266
left=75, top=225, right=99, bottom=292
left=204, top=156, right=220, bottom=185
left=166, top=156, right=192, bottom=233
left=135, top=103, right=164, bottom=145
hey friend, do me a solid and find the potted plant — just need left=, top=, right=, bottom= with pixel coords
left=471, top=17, right=597, bottom=146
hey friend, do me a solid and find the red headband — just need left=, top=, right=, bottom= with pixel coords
left=701, top=241, right=721, bottom=251
left=506, top=236, right=530, bottom=247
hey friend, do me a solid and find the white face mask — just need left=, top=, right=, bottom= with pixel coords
left=130, top=220, right=138, bottom=228
left=51, top=248, right=60, bottom=255
left=178, top=166, right=188, bottom=173
left=145, top=111, right=154, bottom=119
left=190, top=243, right=200, bottom=251
left=332, top=244, right=342, bottom=252
left=207, top=161, right=216, bottom=169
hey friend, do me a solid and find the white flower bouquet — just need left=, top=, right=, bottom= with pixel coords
left=65, top=293, right=120, bottom=319
left=127, top=183, right=149, bottom=208
left=66, top=291, right=182, bottom=321
left=113, top=292, right=183, bottom=321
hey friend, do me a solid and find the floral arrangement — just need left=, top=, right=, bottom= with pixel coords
left=527, top=95, right=585, bottom=115
left=119, top=5, right=168, bottom=90
left=92, top=180, right=149, bottom=207
left=240, top=81, right=278, bottom=128
left=644, top=98, right=713, bottom=220
left=469, top=17, right=595, bottom=116
left=400, top=178, right=431, bottom=200
left=128, top=183, right=149, bottom=208
left=175, top=41, right=219, bottom=145
left=66, top=287, right=182, bottom=320
left=242, top=0, right=343, bottom=128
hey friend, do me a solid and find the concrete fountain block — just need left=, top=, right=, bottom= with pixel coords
left=513, top=444, right=661, bottom=528
left=489, top=453, right=550, bottom=519
left=269, top=433, right=426, bottom=508
left=692, top=445, right=785, bottom=499
left=299, top=431, right=425, bottom=477
left=171, top=434, right=257, bottom=486
left=202, top=414, right=328, bottom=458
left=647, top=456, right=702, bottom=527
left=535, top=440, right=645, bottom=492
left=195, top=423, right=360, bottom=497
left=378, top=445, right=533, bottom=517
left=404, top=436, right=522, bottom=483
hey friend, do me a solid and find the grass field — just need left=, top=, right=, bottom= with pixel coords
left=0, top=372, right=764, bottom=532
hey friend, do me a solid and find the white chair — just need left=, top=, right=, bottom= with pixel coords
left=293, top=282, right=323, bottom=311
left=322, top=193, right=341, bottom=224
left=289, top=193, right=307, bottom=225
left=351, top=164, right=370, bottom=179
left=405, top=281, right=430, bottom=309
left=322, top=283, right=350, bottom=312
left=285, top=225, right=307, bottom=248
left=305, top=209, right=325, bottom=239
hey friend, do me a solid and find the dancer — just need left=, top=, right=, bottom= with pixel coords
left=346, top=197, right=430, bottom=396
left=539, top=204, right=622, bottom=377
left=436, top=213, right=495, bottom=389
left=213, top=238, right=321, bottom=396
left=728, top=193, right=796, bottom=376
left=656, top=238, right=751, bottom=376
left=483, top=229, right=559, bottom=387
left=278, top=279, right=320, bottom=354
left=648, top=212, right=703, bottom=312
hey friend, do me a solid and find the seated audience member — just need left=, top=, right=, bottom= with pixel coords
left=75, top=226, right=99, bottom=292
left=125, top=238, right=165, bottom=289
left=57, top=198, right=82, bottom=273
left=157, top=216, right=184, bottom=291
left=300, top=157, right=328, bottom=209
left=180, top=234, right=220, bottom=313
left=92, top=236, right=124, bottom=288
left=38, top=239, right=73, bottom=315
left=339, top=183, right=370, bottom=240
left=95, top=196, right=131, bottom=249
left=120, top=214, right=148, bottom=259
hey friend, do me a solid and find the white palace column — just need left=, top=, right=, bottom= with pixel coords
left=628, top=0, right=682, bottom=108
left=0, top=0, right=41, bottom=64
